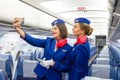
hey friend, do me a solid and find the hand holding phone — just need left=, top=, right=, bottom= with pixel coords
left=17, top=17, right=24, bottom=25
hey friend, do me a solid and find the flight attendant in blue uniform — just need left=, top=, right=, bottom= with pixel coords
left=68, top=18, right=93, bottom=80
left=13, top=18, right=72, bottom=80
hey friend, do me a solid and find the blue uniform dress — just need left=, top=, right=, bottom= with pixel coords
left=68, top=39, right=90, bottom=80
left=22, top=33, right=72, bottom=80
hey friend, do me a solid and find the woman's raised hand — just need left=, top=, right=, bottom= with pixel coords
left=13, top=17, right=25, bottom=38
left=13, top=17, right=21, bottom=29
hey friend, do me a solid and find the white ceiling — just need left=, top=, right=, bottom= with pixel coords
left=0, top=0, right=116, bottom=39
left=20, top=0, right=116, bottom=38
left=21, top=0, right=113, bottom=23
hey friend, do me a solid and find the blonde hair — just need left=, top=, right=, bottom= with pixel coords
left=79, top=23, right=93, bottom=36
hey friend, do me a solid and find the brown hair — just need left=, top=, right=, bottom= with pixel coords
left=79, top=23, right=93, bottom=36
left=56, top=24, right=68, bottom=38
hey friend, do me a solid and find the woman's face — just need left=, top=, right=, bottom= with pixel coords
left=72, top=23, right=83, bottom=36
left=52, top=25, right=61, bottom=39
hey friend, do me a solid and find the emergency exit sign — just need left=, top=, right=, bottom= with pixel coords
left=77, top=7, right=86, bottom=11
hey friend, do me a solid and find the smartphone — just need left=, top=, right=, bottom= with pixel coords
left=17, top=17, right=24, bottom=25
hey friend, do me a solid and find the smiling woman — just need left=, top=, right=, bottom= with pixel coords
left=13, top=17, right=72, bottom=80
left=0, top=0, right=120, bottom=80
left=52, top=24, right=68, bottom=40
left=68, top=18, right=93, bottom=80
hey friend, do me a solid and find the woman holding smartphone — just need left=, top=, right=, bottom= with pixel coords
left=13, top=18, right=72, bottom=80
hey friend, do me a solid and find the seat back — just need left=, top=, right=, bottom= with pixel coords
left=94, top=58, right=113, bottom=65
left=23, top=60, right=37, bottom=78
left=0, top=69, right=8, bottom=80
left=89, top=64, right=116, bottom=80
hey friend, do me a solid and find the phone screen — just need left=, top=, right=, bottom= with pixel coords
left=18, top=17, right=24, bottom=25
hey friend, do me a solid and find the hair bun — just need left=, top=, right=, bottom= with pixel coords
left=86, top=27, right=93, bottom=36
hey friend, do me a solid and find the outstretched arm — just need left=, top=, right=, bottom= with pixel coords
left=13, top=17, right=46, bottom=47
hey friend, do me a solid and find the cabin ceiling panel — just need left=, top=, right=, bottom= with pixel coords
left=20, top=0, right=115, bottom=36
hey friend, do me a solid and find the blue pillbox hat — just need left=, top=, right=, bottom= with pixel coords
left=51, top=19, right=65, bottom=26
left=74, top=18, right=90, bottom=25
